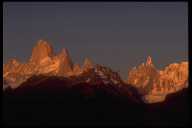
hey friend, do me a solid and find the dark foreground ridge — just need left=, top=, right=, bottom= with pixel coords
left=3, top=75, right=190, bottom=126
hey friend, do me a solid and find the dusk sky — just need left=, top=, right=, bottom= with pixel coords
left=3, top=2, right=188, bottom=79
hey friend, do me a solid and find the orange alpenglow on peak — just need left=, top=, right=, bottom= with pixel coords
left=57, top=48, right=71, bottom=60
left=83, top=58, right=94, bottom=69
left=53, top=47, right=74, bottom=76
left=3, top=40, right=189, bottom=104
left=146, top=56, right=153, bottom=65
left=59, top=48, right=70, bottom=57
left=37, top=39, right=50, bottom=45
left=127, top=56, right=188, bottom=103
left=30, top=40, right=54, bottom=64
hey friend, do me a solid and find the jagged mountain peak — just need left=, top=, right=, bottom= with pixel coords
left=55, top=48, right=68, bottom=59
left=30, top=40, right=54, bottom=64
left=95, top=64, right=124, bottom=84
left=83, top=58, right=94, bottom=70
left=127, top=57, right=188, bottom=103
left=37, top=39, right=50, bottom=45
left=77, top=64, right=124, bottom=86
left=56, top=48, right=69, bottom=60
left=35, top=40, right=53, bottom=52
left=59, top=48, right=69, bottom=56
left=56, top=48, right=74, bottom=74
left=3, top=41, right=189, bottom=104
left=146, top=56, right=153, bottom=66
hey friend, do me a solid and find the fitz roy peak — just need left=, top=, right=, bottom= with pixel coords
left=3, top=40, right=74, bottom=88
left=30, top=40, right=54, bottom=64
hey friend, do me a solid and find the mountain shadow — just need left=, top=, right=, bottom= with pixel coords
left=3, top=75, right=190, bottom=126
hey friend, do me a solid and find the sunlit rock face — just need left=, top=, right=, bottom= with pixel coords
left=82, top=58, right=94, bottom=72
left=128, top=56, right=188, bottom=103
left=73, top=64, right=82, bottom=76
left=4, top=40, right=109, bottom=89
left=3, top=58, right=20, bottom=76
left=3, top=40, right=188, bottom=104
left=155, top=61, right=188, bottom=93
left=30, top=40, right=54, bottom=64
left=127, top=56, right=159, bottom=95
left=3, top=59, right=36, bottom=89
left=56, top=48, right=74, bottom=76
left=3, top=40, right=75, bottom=89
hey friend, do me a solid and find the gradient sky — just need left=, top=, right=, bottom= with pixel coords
left=3, top=2, right=188, bottom=79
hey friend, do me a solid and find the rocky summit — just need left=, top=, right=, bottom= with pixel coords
left=30, top=40, right=54, bottom=64
left=3, top=40, right=75, bottom=88
left=127, top=56, right=188, bottom=103
left=3, top=40, right=189, bottom=104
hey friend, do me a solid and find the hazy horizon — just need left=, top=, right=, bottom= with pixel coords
left=3, top=2, right=188, bottom=79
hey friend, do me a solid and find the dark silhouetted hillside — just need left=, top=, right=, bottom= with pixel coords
left=3, top=75, right=190, bottom=126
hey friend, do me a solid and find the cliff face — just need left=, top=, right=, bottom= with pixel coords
left=158, top=62, right=188, bottom=90
left=29, top=40, right=54, bottom=64
left=3, top=40, right=75, bottom=88
left=127, top=56, right=188, bottom=103
left=127, top=56, right=159, bottom=95
left=3, top=40, right=124, bottom=90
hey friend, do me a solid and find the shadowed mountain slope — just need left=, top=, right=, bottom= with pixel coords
left=3, top=75, right=190, bottom=126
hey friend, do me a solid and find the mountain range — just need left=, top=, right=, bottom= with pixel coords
left=3, top=40, right=188, bottom=104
